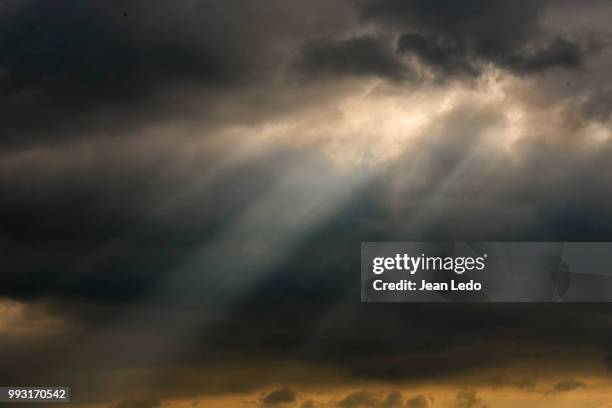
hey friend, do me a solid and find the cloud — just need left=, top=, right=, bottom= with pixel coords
left=0, top=1, right=232, bottom=146
left=4, top=79, right=612, bottom=405
left=581, top=88, right=612, bottom=123
left=294, top=36, right=407, bottom=80
left=301, top=400, right=316, bottom=408
left=360, top=0, right=545, bottom=47
left=1, top=2, right=612, bottom=407
left=261, top=388, right=298, bottom=406
left=381, top=390, right=404, bottom=408
left=397, top=32, right=477, bottom=76
left=488, top=376, right=536, bottom=391
left=335, top=390, right=404, bottom=408
left=406, top=395, right=431, bottom=408
left=361, top=0, right=592, bottom=78
left=499, top=36, right=584, bottom=73
left=1, top=0, right=611, bottom=305
left=455, top=388, right=487, bottom=408
left=551, top=379, right=586, bottom=394
left=337, top=391, right=379, bottom=408
left=397, top=32, right=585, bottom=77
left=604, top=354, right=612, bottom=372
left=0, top=0, right=351, bottom=147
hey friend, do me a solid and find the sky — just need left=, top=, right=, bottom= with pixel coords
left=2, top=0, right=612, bottom=407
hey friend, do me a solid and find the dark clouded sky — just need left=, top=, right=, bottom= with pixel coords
left=2, top=1, right=612, bottom=407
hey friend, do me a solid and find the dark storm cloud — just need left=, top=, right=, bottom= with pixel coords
left=0, top=0, right=232, bottom=145
left=398, top=32, right=585, bottom=77
left=3, top=68, right=612, bottom=305
left=6, top=92, right=612, bottom=363
left=359, top=0, right=545, bottom=42
left=605, top=354, right=612, bottom=373
left=0, top=1, right=234, bottom=88
left=2, top=301, right=609, bottom=406
left=199, top=299, right=612, bottom=383
left=0, top=147, right=305, bottom=300
left=2, top=1, right=612, bottom=407
left=361, top=0, right=592, bottom=78
left=0, top=0, right=352, bottom=146
left=499, top=36, right=584, bottom=73
left=294, top=36, right=407, bottom=80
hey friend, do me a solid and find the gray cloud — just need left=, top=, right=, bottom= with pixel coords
left=0, top=0, right=351, bottom=147
left=0, top=1, right=234, bottom=146
left=397, top=32, right=477, bottom=77
left=1, top=2, right=612, bottom=407
left=360, top=0, right=545, bottom=48
left=362, top=0, right=593, bottom=78
left=499, top=36, right=585, bottom=73
left=581, top=88, right=612, bottom=123
left=398, top=32, right=586, bottom=77
left=294, top=36, right=408, bottom=80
